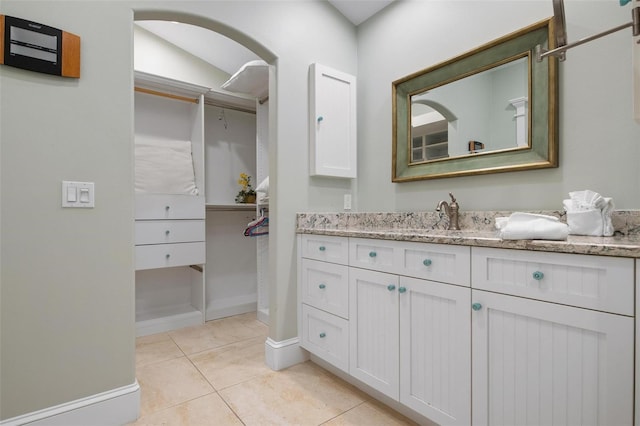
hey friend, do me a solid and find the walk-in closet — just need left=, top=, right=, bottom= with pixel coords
left=133, top=61, right=270, bottom=336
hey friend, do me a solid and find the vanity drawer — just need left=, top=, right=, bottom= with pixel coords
left=472, top=247, right=634, bottom=316
left=350, top=238, right=470, bottom=286
left=135, top=220, right=204, bottom=245
left=301, top=304, right=349, bottom=373
left=301, top=258, right=349, bottom=319
left=398, top=241, right=470, bottom=286
left=135, top=194, right=205, bottom=220
left=349, top=238, right=397, bottom=274
left=300, top=234, right=349, bottom=265
left=136, top=242, right=205, bottom=271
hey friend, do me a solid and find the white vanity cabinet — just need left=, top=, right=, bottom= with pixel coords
left=471, top=247, right=635, bottom=426
left=299, top=235, right=350, bottom=372
left=298, top=235, right=472, bottom=425
left=348, top=238, right=472, bottom=426
left=298, top=232, right=638, bottom=425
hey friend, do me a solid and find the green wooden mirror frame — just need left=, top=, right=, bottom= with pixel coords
left=392, top=18, right=558, bottom=182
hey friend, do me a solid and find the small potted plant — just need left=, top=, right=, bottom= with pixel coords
left=235, top=173, right=256, bottom=204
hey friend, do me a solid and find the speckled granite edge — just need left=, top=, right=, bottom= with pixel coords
left=296, top=210, right=640, bottom=258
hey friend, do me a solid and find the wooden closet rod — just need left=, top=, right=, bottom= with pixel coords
left=134, top=86, right=199, bottom=104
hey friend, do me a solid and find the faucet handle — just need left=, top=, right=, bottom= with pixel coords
left=449, top=192, right=457, bottom=203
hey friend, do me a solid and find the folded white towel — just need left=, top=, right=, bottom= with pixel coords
left=496, top=212, right=569, bottom=240
left=563, top=190, right=614, bottom=236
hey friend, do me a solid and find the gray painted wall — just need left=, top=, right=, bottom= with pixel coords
left=0, top=0, right=357, bottom=420
left=358, top=0, right=640, bottom=212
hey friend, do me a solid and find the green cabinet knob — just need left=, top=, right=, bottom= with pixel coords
left=319, top=283, right=326, bottom=289
left=387, top=284, right=396, bottom=291
left=319, top=246, right=326, bottom=251
left=423, top=259, right=432, bottom=266
left=319, top=332, right=326, bottom=338
left=472, top=302, right=482, bottom=311
left=165, top=254, right=171, bottom=259
left=532, top=271, right=544, bottom=280
left=369, top=251, right=377, bottom=258
left=398, top=287, right=407, bottom=293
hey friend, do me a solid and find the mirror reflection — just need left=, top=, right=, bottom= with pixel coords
left=410, top=56, right=529, bottom=164
left=392, top=18, right=557, bottom=182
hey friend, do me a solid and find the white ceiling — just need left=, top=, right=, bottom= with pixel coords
left=135, top=0, right=395, bottom=76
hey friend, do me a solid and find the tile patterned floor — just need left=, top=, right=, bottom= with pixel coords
left=130, top=312, right=417, bottom=425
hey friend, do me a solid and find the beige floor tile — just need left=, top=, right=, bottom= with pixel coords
left=219, top=361, right=367, bottom=425
left=323, top=400, right=419, bottom=426
left=137, top=356, right=214, bottom=417
left=129, top=393, right=242, bottom=426
left=169, top=314, right=268, bottom=355
left=135, top=332, right=184, bottom=368
left=191, top=335, right=271, bottom=390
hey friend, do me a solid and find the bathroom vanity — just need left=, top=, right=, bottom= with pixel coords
left=296, top=211, right=640, bottom=425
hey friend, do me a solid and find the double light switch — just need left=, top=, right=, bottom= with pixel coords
left=62, top=181, right=94, bottom=208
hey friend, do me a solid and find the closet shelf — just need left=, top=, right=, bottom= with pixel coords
left=206, top=203, right=257, bottom=211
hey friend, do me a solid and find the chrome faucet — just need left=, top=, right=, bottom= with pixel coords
left=436, top=192, right=460, bottom=230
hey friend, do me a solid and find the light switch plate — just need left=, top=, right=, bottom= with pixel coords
left=62, top=181, right=94, bottom=208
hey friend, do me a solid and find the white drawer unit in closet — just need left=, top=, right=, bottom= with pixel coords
left=135, top=220, right=205, bottom=245
left=349, top=237, right=470, bottom=286
left=136, top=241, right=206, bottom=271
left=472, top=246, right=634, bottom=316
left=135, top=194, right=205, bottom=220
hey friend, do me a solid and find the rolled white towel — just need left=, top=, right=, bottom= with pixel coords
left=498, top=212, right=569, bottom=240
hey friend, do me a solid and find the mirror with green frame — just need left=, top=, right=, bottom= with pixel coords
left=392, top=18, right=558, bottom=182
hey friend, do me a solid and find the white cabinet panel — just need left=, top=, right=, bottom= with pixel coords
left=135, top=194, right=205, bottom=220
left=349, top=238, right=396, bottom=273
left=136, top=242, right=205, bottom=271
left=472, top=290, right=634, bottom=426
left=399, top=276, right=471, bottom=425
left=301, top=304, right=349, bottom=372
left=309, top=63, right=356, bottom=178
left=397, top=241, right=470, bottom=285
left=300, top=234, right=349, bottom=265
left=135, top=220, right=204, bottom=245
left=301, top=258, right=349, bottom=319
left=472, top=247, right=634, bottom=315
left=349, top=267, right=399, bottom=400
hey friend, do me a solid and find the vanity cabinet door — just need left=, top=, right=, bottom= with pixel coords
left=471, top=290, right=634, bottom=426
left=349, top=267, right=399, bottom=400
left=399, top=277, right=471, bottom=426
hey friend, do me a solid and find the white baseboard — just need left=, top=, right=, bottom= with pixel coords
left=205, top=295, right=257, bottom=321
left=256, top=307, right=269, bottom=325
left=1, top=381, right=140, bottom=426
left=264, top=337, right=309, bottom=371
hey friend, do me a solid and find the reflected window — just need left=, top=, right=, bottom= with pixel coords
left=411, top=104, right=448, bottom=162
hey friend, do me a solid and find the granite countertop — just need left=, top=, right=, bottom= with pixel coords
left=296, top=211, right=640, bottom=258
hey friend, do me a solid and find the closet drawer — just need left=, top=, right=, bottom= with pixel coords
left=300, top=234, right=348, bottom=265
left=135, top=194, right=205, bottom=220
left=135, top=220, right=204, bottom=245
left=136, top=242, right=205, bottom=271
left=398, top=241, right=470, bottom=286
left=472, top=247, right=634, bottom=316
left=301, top=304, right=349, bottom=373
left=301, top=258, right=349, bottom=319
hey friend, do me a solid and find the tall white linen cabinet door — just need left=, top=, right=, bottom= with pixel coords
left=309, top=63, right=357, bottom=178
